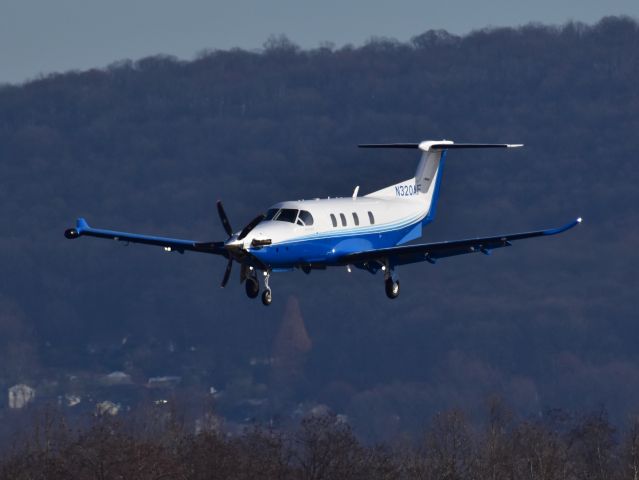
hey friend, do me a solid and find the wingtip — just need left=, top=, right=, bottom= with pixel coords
left=66, top=218, right=89, bottom=239
left=64, top=228, right=79, bottom=239
left=76, top=218, right=89, bottom=231
left=542, top=217, right=583, bottom=236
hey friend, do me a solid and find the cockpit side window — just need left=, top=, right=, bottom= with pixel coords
left=274, top=208, right=298, bottom=223
left=265, top=208, right=279, bottom=221
left=299, top=210, right=314, bottom=226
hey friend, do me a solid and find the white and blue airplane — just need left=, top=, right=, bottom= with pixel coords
left=65, top=140, right=581, bottom=305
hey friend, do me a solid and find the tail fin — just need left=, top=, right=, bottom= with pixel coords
left=362, top=140, right=522, bottom=222
left=415, top=143, right=448, bottom=222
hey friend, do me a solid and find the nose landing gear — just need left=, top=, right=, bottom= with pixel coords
left=261, top=289, right=272, bottom=306
left=245, top=277, right=260, bottom=299
left=261, top=270, right=273, bottom=306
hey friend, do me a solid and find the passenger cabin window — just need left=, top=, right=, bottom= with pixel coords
left=340, top=213, right=347, bottom=226
left=298, top=210, right=314, bottom=226
left=330, top=214, right=337, bottom=227
left=368, top=211, right=375, bottom=224
left=352, top=212, right=359, bottom=226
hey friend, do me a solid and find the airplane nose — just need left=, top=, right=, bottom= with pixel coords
left=244, top=227, right=273, bottom=249
left=224, top=235, right=244, bottom=250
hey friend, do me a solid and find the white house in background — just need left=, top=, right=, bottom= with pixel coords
left=100, top=371, right=133, bottom=386
left=8, top=384, right=36, bottom=409
left=96, top=400, right=120, bottom=416
left=65, top=394, right=81, bottom=407
left=147, top=376, right=181, bottom=389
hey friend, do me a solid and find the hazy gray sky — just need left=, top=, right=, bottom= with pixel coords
left=1, top=0, right=638, bottom=84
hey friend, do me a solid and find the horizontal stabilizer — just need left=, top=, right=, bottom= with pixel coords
left=359, top=142, right=523, bottom=151
left=359, top=143, right=421, bottom=149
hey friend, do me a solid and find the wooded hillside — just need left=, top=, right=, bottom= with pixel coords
left=0, top=17, right=637, bottom=442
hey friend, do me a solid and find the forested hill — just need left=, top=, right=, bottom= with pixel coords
left=0, top=17, right=638, bottom=441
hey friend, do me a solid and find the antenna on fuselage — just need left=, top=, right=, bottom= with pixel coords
left=352, top=186, right=359, bottom=199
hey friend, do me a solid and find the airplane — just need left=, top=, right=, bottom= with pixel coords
left=64, top=140, right=582, bottom=306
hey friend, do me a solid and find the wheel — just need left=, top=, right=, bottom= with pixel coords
left=385, top=278, right=400, bottom=299
left=261, top=289, right=272, bottom=306
left=245, top=278, right=259, bottom=299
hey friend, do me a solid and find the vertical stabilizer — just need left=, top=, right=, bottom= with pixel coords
left=360, top=140, right=521, bottom=223
left=414, top=140, right=451, bottom=222
left=364, top=140, right=449, bottom=224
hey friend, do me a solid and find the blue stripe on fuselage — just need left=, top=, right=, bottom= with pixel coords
left=250, top=216, right=433, bottom=267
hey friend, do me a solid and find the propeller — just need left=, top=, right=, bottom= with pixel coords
left=221, top=258, right=233, bottom=287
left=238, top=213, right=266, bottom=240
left=216, top=200, right=265, bottom=288
left=217, top=201, right=233, bottom=237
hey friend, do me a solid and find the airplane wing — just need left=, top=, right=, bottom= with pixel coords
left=64, top=218, right=228, bottom=256
left=339, top=218, right=582, bottom=267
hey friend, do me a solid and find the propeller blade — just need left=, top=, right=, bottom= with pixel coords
left=238, top=214, right=266, bottom=240
left=221, top=259, right=233, bottom=287
left=217, top=201, right=233, bottom=237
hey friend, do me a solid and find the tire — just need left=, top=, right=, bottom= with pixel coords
left=245, top=278, right=259, bottom=299
left=261, top=289, right=272, bottom=306
left=385, top=278, right=400, bottom=299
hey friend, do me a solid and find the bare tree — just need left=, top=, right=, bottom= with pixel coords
left=293, top=413, right=366, bottom=480
left=476, top=396, right=515, bottom=480
left=421, top=409, right=474, bottom=480
left=235, top=425, right=292, bottom=480
left=620, top=416, right=639, bottom=480
left=568, top=409, right=617, bottom=480
left=511, top=419, right=570, bottom=480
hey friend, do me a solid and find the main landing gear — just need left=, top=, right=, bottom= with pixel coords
left=385, top=278, right=400, bottom=299
left=383, top=263, right=400, bottom=299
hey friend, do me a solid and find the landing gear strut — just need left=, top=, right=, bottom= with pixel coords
left=261, top=270, right=272, bottom=306
left=383, top=263, right=400, bottom=299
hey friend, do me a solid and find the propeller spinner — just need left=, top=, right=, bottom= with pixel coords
left=216, top=200, right=265, bottom=287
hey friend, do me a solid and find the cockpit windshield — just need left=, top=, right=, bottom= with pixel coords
left=265, top=208, right=299, bottom=223
left=264, top=208, right=314, bottom=225
left=265, top=208, right=279, bottom=221
left=275, top=209, right=299, bottom=223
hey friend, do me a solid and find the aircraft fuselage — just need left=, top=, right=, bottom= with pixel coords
left=238, top=195, right=428, bottom=269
